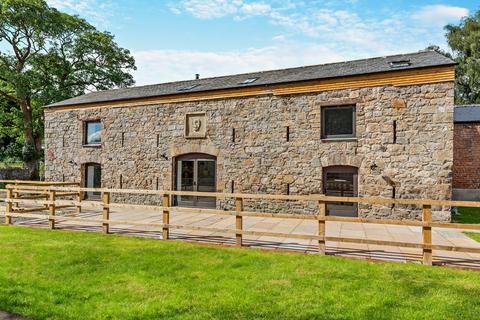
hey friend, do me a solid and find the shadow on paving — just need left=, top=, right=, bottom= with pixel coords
left=12, top=216, right=480, bottom=270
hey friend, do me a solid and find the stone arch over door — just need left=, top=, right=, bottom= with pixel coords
left=320, top=153, right=364, bottom=168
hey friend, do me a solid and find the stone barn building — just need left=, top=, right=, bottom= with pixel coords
left=453, top=105, right=480, bottom=201
left=44, top=50, right=455, bottom=221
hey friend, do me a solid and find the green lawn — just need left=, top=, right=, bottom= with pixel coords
left=452, top=207, right=480, bottom=243
left=1, top=226, right=480, bottom=320
left=453, top=207, right=480, bottom=224
left=465, top=232, right=480, bottom=242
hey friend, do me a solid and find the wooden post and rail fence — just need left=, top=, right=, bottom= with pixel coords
left=2, top=181, right=480, bottom=266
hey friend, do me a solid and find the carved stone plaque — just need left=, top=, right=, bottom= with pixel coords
left=185, top=113, right=207, bottom=138
left=391, top=98, right=406, bottom=109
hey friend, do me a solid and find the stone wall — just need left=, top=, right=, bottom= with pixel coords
left=44, top=82, right=454, bottom=221
left=0, top=167, right=32, bottom=181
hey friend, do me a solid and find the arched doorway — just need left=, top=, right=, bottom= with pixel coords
left=174, top=153, right=216, bottom=208
left=323, top=165, right=358, bottom=217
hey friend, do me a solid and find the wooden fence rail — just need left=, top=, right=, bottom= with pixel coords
left=2, top=183, right=480, bottom=266
left=0, top=180, right=81, bottom=215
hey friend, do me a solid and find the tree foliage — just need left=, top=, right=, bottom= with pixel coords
left=0, top=0, right=136, bottom=177
left=445, top=10, right=480, bottom=104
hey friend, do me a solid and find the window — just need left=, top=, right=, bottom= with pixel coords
left=84, top=121, right=101, bottom=145
left=389, top=60, right=411, bottom=68
left=321, top=105, right=355, bottom=139
left=178, top=84, right=200, bottom=91
left=239, top=78, right=258, bottom=84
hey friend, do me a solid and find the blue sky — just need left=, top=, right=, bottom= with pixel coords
left=46, top=0, right=477, bottom=86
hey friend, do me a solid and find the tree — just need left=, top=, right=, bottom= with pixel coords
left=0, top=98, right=23, bottom=162
left=0, top=0, right=136, bottom=178
left=445, top=10, right=480, bottom=104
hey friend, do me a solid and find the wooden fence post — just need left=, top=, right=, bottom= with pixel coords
left=235, top=197, right=243, bottom=247
left=76, top=190, right=82, bottom=214
left=13, top=182, right=19, bottom=210
left=43, top=191, right=49, bottom=211
left=49, top=190, right=56, bottom=229
left=102, top=191, right=110, bottom=234
left=422, top=204, right=433, bottom=266
left=5, top=187, right=12, bottom=225
left=318, top=200, right=326, bottom=254
left=162, top=194, right=170, bottom=240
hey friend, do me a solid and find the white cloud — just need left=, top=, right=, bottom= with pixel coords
left=46, top=0, right=469, bottom=87
left=133, top=2, right=467, bottom=86
left=170, top=0, right=274, bottom=20
left=241, top=2, right=271, bottom=15
left=169, top=0, right=242, bottom=19
left=169, top=1, right=468, bottom=52
left=46, top=0, right=113, bottom=27
left=272, top=34, right=286, bottom=41
left=132, top=42, right=408, bottom=85
left=412, top=5, right=469, bottom=27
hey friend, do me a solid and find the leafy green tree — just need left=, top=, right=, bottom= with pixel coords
left=445, top=10, right=480, bottom=104
left=0, top=98, right=23, bottom=162
left=0, top=0, right=136, bottom=178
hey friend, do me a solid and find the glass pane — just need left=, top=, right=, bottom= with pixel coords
left=197, top=161, right=215, bottom=192
left=85, top=164, right=101, bottom=199
left=86, top=122, right=101, bottom=144
left=324, top=107, right=354, bottom=137
left=196, top=160, right=216, bottom=207
left=325, top=172, right=354, bottom=197
left=178, top=160, right=195, bottom=203
left=325, top=170, right=357, bottom=216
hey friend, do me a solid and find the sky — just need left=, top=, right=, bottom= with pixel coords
left=45, top=0, right=477, bottom=86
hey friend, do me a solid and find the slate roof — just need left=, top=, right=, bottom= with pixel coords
left=46, top=50, right=455, bottom=108
left=454, top=105, right=480, bottom=123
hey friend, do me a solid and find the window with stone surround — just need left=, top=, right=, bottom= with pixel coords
left=321, top=105, right=356, bottom=139
left=83, top=120, right=102, bottom=145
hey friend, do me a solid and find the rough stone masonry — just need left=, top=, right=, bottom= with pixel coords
left=44, top=80, right=454, bottom=221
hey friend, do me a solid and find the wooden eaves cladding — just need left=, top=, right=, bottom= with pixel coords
left=44, top=65, right=455, bottom=113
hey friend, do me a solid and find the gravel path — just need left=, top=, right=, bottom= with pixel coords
left=0, top=311, right=30, bottom=320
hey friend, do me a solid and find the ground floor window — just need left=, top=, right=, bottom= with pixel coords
left=84, top=163, right=101, bottom=199
left=174, top=153, right=216, bottom=208
left=323, top=165, right=358, bottom=217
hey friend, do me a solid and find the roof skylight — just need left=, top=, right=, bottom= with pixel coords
left=178, top=84, right=200, bottom=91
left=389, top=60, right=411, bottom=68
left=239, top=78, right=258, bottom=84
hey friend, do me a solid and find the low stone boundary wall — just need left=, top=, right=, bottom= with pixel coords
left=453, top=188, right=480, bottom=201
left=0, top=168, right=31, bottom=182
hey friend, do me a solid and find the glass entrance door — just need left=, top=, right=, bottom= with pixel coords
left=196, top=160, right=216, bottom=207
left=176, top=154, right=216, bottom=208
left=323, top=166, right=358, bottom=217
left=85, top=163, right=101, bottom=199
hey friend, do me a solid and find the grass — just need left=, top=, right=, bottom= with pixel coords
left=0, top=161, right=24, bottom=169
left=451, top=207, right=480, bottom=244
left=1, top=226, right=480, bottom=319
left=453, top=207, right=480, bottom=224
left=465, top=232, right=480, bottom=243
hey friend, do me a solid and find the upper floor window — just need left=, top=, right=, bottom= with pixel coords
left=321, top=105, right=356, bottom=139
left=84, top=120, right=101, bottom=145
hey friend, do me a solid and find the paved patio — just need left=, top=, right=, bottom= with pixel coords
left=7, top=204, right=480, bottom=269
